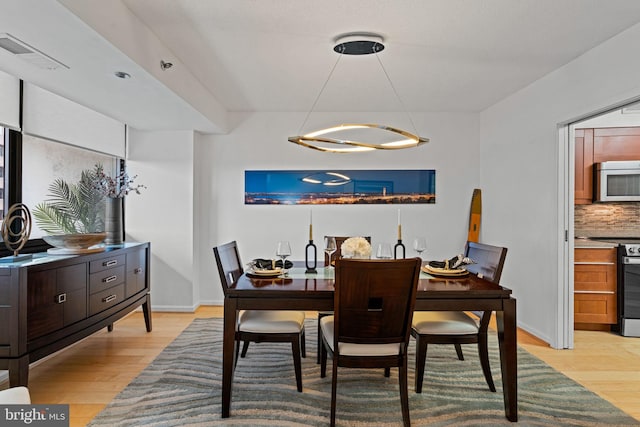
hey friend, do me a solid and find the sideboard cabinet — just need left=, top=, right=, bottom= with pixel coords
left=0, top=242, right=151, bottom=386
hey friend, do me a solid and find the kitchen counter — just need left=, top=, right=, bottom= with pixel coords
left=574, top=238, right=618, bottom=248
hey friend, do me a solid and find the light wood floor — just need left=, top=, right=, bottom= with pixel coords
left=3, top=306, right=640, bottom=426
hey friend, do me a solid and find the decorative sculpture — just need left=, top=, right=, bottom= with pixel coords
left=0, top=203, right=33, bottom=262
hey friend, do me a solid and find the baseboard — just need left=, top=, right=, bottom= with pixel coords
left=198, top=299, right=224, bottom=306
left=518, top=322, right=553, bottom=347
left=150, top=304, right=198, bottom=312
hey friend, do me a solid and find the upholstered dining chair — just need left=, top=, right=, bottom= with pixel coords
left=411, top=241, right=507, bottom=394
left=320, top=257, right=422, bottom=427
left=0, top=386, right=31, bottom=404
left=317, top=235, right=371, bottom=363
left=213, top=241, right=307, bottom=392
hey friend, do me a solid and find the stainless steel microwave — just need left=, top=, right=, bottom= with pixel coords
left=595, top=161, right=640, bottom=202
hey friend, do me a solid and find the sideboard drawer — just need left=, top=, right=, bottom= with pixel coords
left=89, top=265, right=125, bottom=295
left=89, top=255, right=126, bottom=274
left=89, top=283, right=125, bottom=316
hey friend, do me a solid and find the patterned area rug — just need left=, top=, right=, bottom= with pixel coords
left=89, top=318, right=639, bottom=426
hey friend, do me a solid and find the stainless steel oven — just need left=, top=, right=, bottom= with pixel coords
left=618, top=243, right=640, bottom=337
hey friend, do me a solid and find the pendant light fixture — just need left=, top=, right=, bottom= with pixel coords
left=288, top=33, right=429, bottom=153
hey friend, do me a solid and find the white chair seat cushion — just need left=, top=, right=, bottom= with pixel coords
left=320, top=315, right=401, bottom=356
left=0, top=386, right=31, bottom=404
left=412, top=311, right=479, bottom=335
left=239, top=310, right=305, bottom=333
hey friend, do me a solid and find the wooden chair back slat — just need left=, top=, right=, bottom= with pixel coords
left=333, top=258, right=421, bottom=346
left=464, top=241, right=507, bottom=284
left=213, top=241, right=244, bottom=294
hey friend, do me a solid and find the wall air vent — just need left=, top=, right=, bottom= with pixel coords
left=0, top=33, right=68, bottom=70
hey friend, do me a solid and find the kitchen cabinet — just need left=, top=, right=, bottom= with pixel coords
left=575, top=128, right=594, bottom=204
left=593, top=127, right=640, bottom=162
left=574, top=247, right=617, bottom=328
left=575, top=126, right=640, bottom=204
left=0, top=242, right=151, bottom=387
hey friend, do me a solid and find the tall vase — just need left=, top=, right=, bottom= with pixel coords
left=105, top=197, right=124, bottom=245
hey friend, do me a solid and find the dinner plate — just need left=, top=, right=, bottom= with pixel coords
left=422, top=265, right=469, bottom=277
left=247, top=268, right=283, bottom=278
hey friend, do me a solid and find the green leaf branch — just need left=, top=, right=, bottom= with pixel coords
left=33, top=169, right=106, bottom=235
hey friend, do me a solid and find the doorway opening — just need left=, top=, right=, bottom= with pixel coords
left=560, top=100, right=640, bottom=349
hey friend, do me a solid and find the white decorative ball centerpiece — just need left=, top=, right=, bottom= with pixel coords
left=340, top=237, right=372, bottom=259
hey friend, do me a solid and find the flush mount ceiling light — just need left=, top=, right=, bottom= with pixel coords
left=288, top=33, right=429, bottom=153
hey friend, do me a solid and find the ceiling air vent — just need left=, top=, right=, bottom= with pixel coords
left=0, top=33, right=68, bottom=70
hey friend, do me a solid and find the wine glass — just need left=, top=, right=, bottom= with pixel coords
left=324, top=237, right=337, bottom=268
left=276, top=241, right=292, bottom=275
left=413, top=237, right=427, bottom=259
left=376, top=243, right=393, bottom=259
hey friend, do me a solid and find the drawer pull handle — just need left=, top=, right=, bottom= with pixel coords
left=103, top=294, right=117, bottom=303
left=103, top=275, right=117, bottom=283
left=103, top=259, right=118, bottom=267
left=134, top=267, right=143, bottom=274
left=56, top=293, right=67, bottom=304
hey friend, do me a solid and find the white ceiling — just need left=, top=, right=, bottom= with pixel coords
left=2, top=0, right=640, bottom=133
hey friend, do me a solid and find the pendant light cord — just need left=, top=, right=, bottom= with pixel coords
left=297, top=52, right=344, bottom=135
left=298, top=46, right=419, bottom=136
left=373, top=51, right=419, bottom=135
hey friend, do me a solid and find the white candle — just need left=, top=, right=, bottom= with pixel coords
left=397, top=209, right=402, bottom=240
left=309, top=209, right=313, bottom=240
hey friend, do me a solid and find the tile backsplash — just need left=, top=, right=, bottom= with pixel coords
left=575, top=202, right=640, bottom=237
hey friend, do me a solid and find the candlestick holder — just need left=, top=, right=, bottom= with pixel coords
left=305, top=239, right=318, bottom=273
left=394, top=239, right=406, bottom=259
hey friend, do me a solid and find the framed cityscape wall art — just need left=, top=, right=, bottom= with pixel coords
left=244, top=169, right=436, bottom=205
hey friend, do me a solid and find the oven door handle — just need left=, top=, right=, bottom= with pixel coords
left=623, top=256, right=640, bottom=264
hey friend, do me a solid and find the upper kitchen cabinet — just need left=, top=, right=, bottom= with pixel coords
left=593, top=127, right=640, bottom=162
left=575, top=129, right=594, bottom=205
left=575, top=127, right=640, bottom=204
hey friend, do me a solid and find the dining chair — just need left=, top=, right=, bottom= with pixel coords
left=317, top=235, right=371, bottom=364
left=0, top=386, right=31, bottom=404
left=411, top=241, right=507, bottom=393
left=319, top=257, right=422, bottom=427
left=213, top=241, right=307, bottom=392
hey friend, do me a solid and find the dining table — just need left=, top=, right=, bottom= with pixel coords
left=221, top=263, right=517, bottom=422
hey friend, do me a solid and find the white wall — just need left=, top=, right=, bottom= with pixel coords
left=480, top=23, right=640, bottom=347
left=195, top=111, right=480, bottom=304
left=126, top=129, right=195, bottom=311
